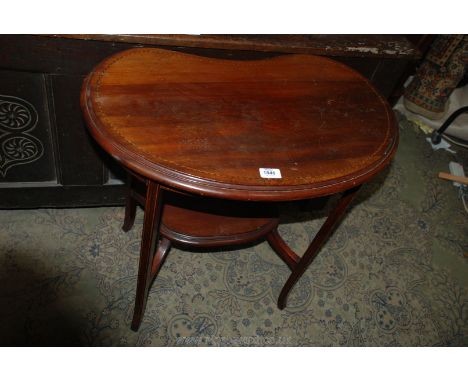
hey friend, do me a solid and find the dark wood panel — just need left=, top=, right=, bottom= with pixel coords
left=335, top=56, right=381, bottom=79
left=49, top=34, right=421, bottom=59
left=50, top=74, right=105, bottom=186
left=369, top=58, right=410, bottom=99
left=0, top=35, right=281, bottom=76
left=0, top=70, right=57, bottom=183
left=0, top=35, right=130, bottom=76
left=0, top=184, right=125, bottom=208
left=333, top=57, right=409, bottom=98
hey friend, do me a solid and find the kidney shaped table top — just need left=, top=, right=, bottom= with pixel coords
left=81, top=48, right=398, bottom=330
left=82, top=48, right=398, bottom=201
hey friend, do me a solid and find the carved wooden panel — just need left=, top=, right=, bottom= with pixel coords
left=0, top=70, right=57, bottom=184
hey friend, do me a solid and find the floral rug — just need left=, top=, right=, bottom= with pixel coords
left=0, top=113, right=467, bottom=346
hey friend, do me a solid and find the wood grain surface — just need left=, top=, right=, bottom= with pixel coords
left=52, top=34, right=420, bottom=59
left=81, top=48, right=398, bottom=201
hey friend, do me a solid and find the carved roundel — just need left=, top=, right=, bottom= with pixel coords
left=0, top=101, right=31, bottom=130
left=0, top=95, right=44, bottom=177
left=3, top=136, right=40, bottom=160
left=0, top=95, right=37, bottom=131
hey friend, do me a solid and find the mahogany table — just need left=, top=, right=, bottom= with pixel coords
left=81, top=48, right=398, bottom=331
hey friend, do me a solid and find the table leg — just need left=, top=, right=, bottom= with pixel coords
left=122, top=173, right=137, bottom=232
left=131, top=180, right=165, bottom=331
left=273, top=186, right=361, bottom=309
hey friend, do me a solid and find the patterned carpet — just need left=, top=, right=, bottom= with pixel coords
left=0, top=113, right=467, bottom=346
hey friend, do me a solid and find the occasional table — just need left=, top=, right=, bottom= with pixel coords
left=81, top=48, right=398, bottom=331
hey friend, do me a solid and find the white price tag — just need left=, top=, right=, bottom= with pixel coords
left=259, top=168, right=282, bottom=179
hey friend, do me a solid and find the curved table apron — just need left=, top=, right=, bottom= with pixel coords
left=81, top=48, right=398, bottom=331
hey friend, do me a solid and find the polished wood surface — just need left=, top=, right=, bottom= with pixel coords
left=131, top=180, right=164, bottom=330
left=120, top=170, right=280, bottom=247
left=81, top=47, right=399, bottom=330
left=160, top=193, right=279, bottom=247
left=81, top=48, right=398, bottom=201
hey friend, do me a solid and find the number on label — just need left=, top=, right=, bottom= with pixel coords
left=259, top=168, right=282, bottom=179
